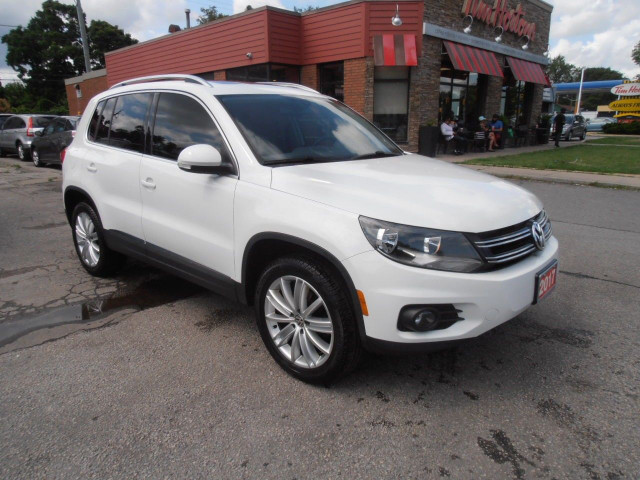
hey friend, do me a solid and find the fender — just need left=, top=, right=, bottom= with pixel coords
left=241, top=232, right=367, bottom=344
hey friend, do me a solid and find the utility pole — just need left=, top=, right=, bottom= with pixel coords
left=575, top=67, right=585, bottom=114
left=75, top=0, right=91, bottom=73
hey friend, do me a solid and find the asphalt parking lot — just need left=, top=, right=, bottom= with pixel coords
left=1, top=154, right=639, bottom=479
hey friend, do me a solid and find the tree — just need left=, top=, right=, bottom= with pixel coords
left=579, top=67, right=625, bottom=111
left=196, top=5, right=227, bottom=24
left=1, top=0, right=137, bottom=113
left=547, top=55, right=578, bottom=84
left=88, top=20, right=137, bottom=69
left=633, top=40, right=640, bottom=68
left=293, top=5, right=319, bottom=12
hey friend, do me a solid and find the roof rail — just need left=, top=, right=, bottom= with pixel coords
left=255, top=82, right=319, bottom=94
left=110, top=74, right=210, bottom=90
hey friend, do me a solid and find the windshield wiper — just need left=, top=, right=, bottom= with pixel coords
left=351, top=151, right=398, bottom=160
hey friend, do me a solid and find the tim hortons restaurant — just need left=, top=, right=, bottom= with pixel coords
left=66, top=0, right=553, bottom=152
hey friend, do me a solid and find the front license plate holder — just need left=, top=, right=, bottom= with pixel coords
left=533, top=260, right=558, bottom=304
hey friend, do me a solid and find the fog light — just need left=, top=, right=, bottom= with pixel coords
left=398, top=305, right=463, bottom=333
left=413, top=309, right=439, bottom=331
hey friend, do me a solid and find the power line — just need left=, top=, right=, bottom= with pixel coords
left=0, top=24, right=20, bottom=28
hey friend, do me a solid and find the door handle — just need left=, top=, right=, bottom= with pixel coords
left=86, top=163, right=97, bottom=173
left=141, top=178, right=156, bottom=190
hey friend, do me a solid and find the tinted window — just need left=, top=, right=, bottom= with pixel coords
left=151, top=93, right=231, bottom=162
left=218, top=94, right=402, bottom=165
left=5, top=117, right=25, bottom=129
left=65, top=119, right=76, bottom=131
left=95, top=97, right=116, bottom=145
left=109, top=93, right=151, bottom=152
left=0, top=117, right=9, bottom=128
left=43, top=122, right=56, bottom=136
left=34, top=117, right=54, bottom=127
left=89, top=101, right=106, bottom=140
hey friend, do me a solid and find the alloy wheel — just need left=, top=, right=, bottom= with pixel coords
left=264, top=275, right=334, bottom=369
left=32, top=149, right=40, bottom=166
left=75, top=212, right=100, bottom=267
left=17, top=144, right=24, bottom=160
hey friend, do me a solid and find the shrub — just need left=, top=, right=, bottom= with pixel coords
left=602, top=121, right=640, bottom=135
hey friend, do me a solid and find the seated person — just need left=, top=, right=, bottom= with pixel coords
left=440, top=117, right=468, bottom=155
left=488, top=114, right=503, bottom=152
left=474, top=116, right=489, bottom=150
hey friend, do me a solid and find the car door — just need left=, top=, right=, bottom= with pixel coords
left=82, top=93, right=153, bottom=241
left=1, top=117, right=24, bottom=150
left=38, top=120, right=58, bottom=161
left=140, top=91, right=238, bottom=282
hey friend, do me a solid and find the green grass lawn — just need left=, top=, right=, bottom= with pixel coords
left=463, top=144, right=640, bottom=175
left=586, top=137, right=640, bottom=146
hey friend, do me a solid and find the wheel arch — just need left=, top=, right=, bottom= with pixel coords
left=241, top=233, right=366, bottom=343
left=63, top=186, right=99, bottom=225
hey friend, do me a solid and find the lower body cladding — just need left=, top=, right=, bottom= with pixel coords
left=343, top=237, right=559, bottom=352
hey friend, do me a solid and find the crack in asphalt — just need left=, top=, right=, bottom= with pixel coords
left=560, top=271, right=640, bottom=290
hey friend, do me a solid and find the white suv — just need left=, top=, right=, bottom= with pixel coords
left=62, top=75, right=558, bottom=383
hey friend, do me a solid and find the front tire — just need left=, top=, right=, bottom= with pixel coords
left=71, top=202, right=125, bottom=277
left=17, top=143, right=30, bottom=161
left=32, top=148, right=44, bottom=167
left=255, top=255, right=361, bottom=384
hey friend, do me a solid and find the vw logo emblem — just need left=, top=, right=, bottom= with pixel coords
left=531, top=222, right=546, bottom=251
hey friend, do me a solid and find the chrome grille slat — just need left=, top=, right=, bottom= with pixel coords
left=471, top=211, right=552, bottom=268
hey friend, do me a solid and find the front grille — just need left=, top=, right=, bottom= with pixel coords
left=468, top=211, right=552, bottom=268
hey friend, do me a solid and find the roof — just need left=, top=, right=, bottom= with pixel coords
left=64, top=68, right=107, bottom=86
left=554, top=80, right=625, bottom=94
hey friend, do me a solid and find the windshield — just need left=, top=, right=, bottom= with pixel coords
left=217, top=94, right=403, bottom=165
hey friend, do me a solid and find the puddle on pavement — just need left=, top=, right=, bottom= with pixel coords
left=0, top=275, right=204, bottom=353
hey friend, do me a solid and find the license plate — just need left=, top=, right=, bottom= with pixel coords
left=534, top=260, right=558, bottom=304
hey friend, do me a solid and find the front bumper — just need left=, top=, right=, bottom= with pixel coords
left=343, top=237, right=559, bottom=348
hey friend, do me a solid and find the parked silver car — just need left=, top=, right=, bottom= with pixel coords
left=0, top=114, right=55, bottom=160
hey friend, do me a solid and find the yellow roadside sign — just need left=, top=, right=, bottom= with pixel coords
left=609, top=99, right=640, bottom=112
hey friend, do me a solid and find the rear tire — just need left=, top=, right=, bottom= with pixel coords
left=255, top=255, right=362, bottom=384
left=17, top=142, right=30, bottom=161
left=71, top=202, right=125, bottom=277
left=32, top=148, right=44, bottom=167
left=580, top=130, right=586, bottom=141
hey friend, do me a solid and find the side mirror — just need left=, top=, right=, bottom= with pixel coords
left=177, top=144, right=231, bottom=174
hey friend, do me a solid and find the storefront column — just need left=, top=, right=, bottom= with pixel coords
left=483, top=58, right=504, bottom=118
left=301, top=65, right=319, bottom=90
left=528, top=83, right=544, bottom=127
left=344, top=57, right=373, bottom=121
left=417, top=36, right=442, bottom=128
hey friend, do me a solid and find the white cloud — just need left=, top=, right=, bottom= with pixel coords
left=546, top=0, right=640, bottom=79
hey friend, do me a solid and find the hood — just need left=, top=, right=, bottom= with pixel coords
left=270, top=154, right=543, bottom=233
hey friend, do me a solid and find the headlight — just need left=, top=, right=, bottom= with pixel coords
left=359, top=216, right=484, bottom=273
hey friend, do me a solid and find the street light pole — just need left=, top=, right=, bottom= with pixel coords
left=575, top=67, right=585, bottom=115
left=75, top=0, right=91, bottom=73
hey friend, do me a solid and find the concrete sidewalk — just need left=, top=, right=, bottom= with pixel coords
left=437, top=136, right=640, bottom=189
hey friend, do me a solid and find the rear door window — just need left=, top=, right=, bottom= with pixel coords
left=89, top=101, right=105, bottom=140
left=151, top=92, right=231, bottom=162
left=94, top=97, right=116, bottom=145
left=34, top=117, right=53, bottom=127
left=108, top=93, right=152, bottom=153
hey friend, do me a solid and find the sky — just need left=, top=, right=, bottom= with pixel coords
left=1, top=0, right=639, bottom=85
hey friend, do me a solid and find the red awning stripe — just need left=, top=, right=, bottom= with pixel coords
left=507, top=57, right=550, bottom=86
left=373, top=35, right=419, bottom=67
left=443, top=41, right=503, bottom=78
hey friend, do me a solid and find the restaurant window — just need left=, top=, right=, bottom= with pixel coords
left=224, top=64, right=300, bottom=83
left=439, top=51, right=485, bottom=127
left=501, top=76, right=526, bottom=126
left=373, top=67, right=409, bottom=143
left=318, top=62, right=344, bottom=102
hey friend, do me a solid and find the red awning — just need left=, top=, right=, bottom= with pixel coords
left=373, top=34, right=418, bottom=67
left=507, top=57, right=551, bottom=86
left=443, top=41, right=503, bottom=78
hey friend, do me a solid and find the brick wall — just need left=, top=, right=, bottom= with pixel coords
left=214, top=70, right=227, bottom=80
left=343, top=58, right=373, bottom=121
left=300, top=65, right=318, bottom=90
left=65, top=73, right=108, bottom=115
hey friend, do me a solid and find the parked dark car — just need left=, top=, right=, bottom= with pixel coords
left=0, top=114, right=55, bottom=160
left=559, top=114, right=587, bottom=141
left=30, top=116, right=80, bottom=167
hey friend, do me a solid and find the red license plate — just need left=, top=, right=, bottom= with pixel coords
left=535, top=261, right=558, bottom=303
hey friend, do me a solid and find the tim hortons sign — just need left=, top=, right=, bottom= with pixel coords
left=462, top=0, right=537, bottom=41
left=611, top=83, right=640, bottom=96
